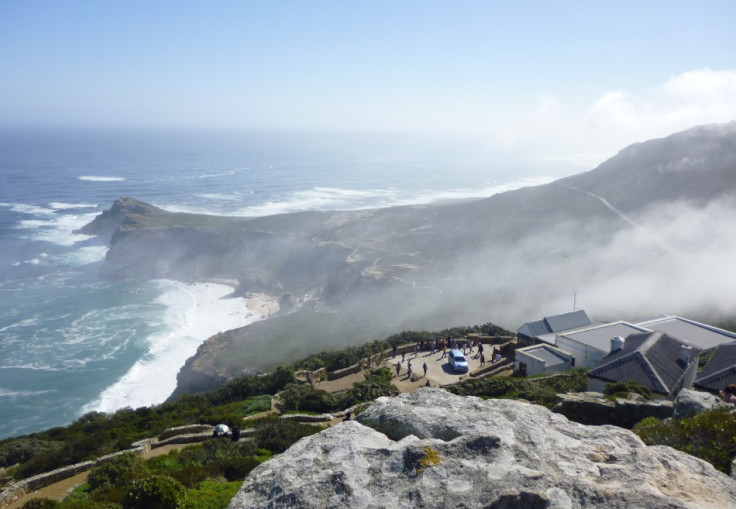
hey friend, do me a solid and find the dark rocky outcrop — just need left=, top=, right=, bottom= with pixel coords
left=74, top=196, right=167, bottom=240
left=228, top=389, right=736, bottom=508
left=551, top=392, right=674, bottom=428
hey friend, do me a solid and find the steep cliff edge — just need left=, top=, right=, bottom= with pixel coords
left=74, top=196, right=168, bottom=240
left=229, top=388, right=736, bottom=508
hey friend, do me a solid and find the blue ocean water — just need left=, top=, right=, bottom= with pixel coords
left=0, top=127, right=562, bottom=439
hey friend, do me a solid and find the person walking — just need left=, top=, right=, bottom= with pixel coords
left=396, top=361, right=401, bottom=377
left=423, top=362, right=428, bottom=377
left=480, top=353, right=486, bottom=367
left=407, top=361, right=413, bottom=379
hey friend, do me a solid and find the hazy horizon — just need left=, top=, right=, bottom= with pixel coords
left=2, top=1, right=736, bottom=169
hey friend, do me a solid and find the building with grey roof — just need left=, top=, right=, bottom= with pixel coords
left=555, top=321, right=650, bottom=369
left=514, top=344, right=573, bottom=376
left=587, top=331, right=701, bottom=399
left=517, top=309, right=592, bottom=345
left=636, top=316, right=736, bottom=351
left=694, top=342, right=736, bottom=393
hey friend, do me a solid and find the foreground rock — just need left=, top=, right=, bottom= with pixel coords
left=229, top=388, right=736, bottom=508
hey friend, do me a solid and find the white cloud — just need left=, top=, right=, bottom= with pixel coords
left=582, top=68, right=736, bottom=157
left=493, top=69, right=736, bottom=169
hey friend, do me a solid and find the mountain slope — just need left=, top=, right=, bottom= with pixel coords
left=83, top=122, right=736, bottom=396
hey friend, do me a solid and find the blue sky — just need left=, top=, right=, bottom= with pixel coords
left=2, top=1, right=735, bottom=164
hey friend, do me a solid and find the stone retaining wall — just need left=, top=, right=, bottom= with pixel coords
left=327, top=362, right=362, bottom=380
left=0, top=425, right=220, bottom=509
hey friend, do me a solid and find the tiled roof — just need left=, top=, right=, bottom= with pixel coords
left=588, top=331, right=700, bottom=396
left=695, top=342, right=736, bottom=391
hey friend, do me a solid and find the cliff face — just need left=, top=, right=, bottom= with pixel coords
left=229, top=389, right=736, bottom=508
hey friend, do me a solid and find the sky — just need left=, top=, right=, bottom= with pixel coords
left=1, top=1, right=736, bottom=165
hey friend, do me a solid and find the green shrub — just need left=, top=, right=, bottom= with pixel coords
left=0, top=438, right=64, bottom=468
left=603, top=381, right=652, bottom=400
left=633, top=408, right=736, bottom=473
left=21, top=498, right=59, bottom=509
left=346, top=378, right=399, bottom=406
left=122, top=475, right=185, bottom=509
left=240, top=395, right=272, bottom=416
left=276, top=383, right=335, bottom=413
left=221, top=456, right=260, bottom=481
left=448, top=371, right=588, bottom=408
left=169, top=465, right=215, bottom=489
left=253, top=417, right=322, bottom=454
left=87, top=453, right=148, bottom=492
left=183, top=481, right=241, bottom=509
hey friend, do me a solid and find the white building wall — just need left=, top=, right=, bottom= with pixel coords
left=555, top=337, right=608, bottom=369
left=514, top=351, right=546, bottom=376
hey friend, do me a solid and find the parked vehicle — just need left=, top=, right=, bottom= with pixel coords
left=448, top=349, right=469, bottom=373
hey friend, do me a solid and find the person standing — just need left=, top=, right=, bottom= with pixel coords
left=396, top=361, right=401, bottom=377
left=423, top=362, right=428, bottom=377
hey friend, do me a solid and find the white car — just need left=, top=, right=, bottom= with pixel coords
left=448, top=349, right=469, bottom=373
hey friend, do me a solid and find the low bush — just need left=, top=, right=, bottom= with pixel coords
left=87, top=453, right=148, bottom=492
left=603, top=381, right=652, bottom=400
left=448, top=371, right=588, bottom=408
left=183, top=481, right=241, bottom=509
left=252, top=417, right=323, bottom=454
left=122, top=475, right=185, bottom=509
left=633, top=407, right=736, bottom=474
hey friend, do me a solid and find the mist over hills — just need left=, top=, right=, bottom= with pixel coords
left=82, top=122, right=736, bottom=396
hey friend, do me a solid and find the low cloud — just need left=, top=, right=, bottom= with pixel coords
left=446, top=195, right=736, bottom=329
left=584, top=68, right=736, bottom=156
left=496, top=68, right=736, bottom=169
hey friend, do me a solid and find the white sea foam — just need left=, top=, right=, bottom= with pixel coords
left=196, top=193, right=242, bottom=201
left=49, top=202, right=98, bottom=210
left=55, top=245, right=108, bottom=266
left=0, top=202, right=56, bottom=215
left=17, top=212, right=98, bottom=246
left=0, top=388, right=56, bottom=399
left=82, top=281, right=258, bottom=414
left=0, top=317, right=40, bottom=333
left=78, top=176, right=126, bottom=182
left=231, top=177, right=556, bottom=217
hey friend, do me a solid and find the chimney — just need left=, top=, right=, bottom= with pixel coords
left=610, top=336, right=625, bottom=353
left=679, top=345, right=693, bottom=365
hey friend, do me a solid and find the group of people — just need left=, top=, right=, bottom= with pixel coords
left=721, top=385, right=736, bottom=405
left=390, top=336, right=505, bottom=382
left=394, top=359, right=429, bottom=380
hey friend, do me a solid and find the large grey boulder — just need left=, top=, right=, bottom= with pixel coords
left=229, top=388, right=736, bottom=508
left=674, top=388, right=730, bottom=418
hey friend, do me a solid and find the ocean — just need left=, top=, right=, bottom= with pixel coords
left=0, top=127, right=563, bottom=439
